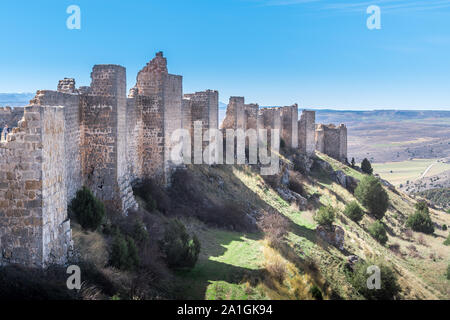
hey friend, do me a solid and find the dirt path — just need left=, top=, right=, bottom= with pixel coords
left=420, top=162, right=437, bottom=179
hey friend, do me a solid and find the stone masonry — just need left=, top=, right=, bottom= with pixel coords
left=0, top=106, right=71, bottom=267
left=0, top=51, right=347, bottom=268
left=315, top=123, right=348, bottom=162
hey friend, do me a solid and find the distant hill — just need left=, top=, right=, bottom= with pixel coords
left=417, top=187, right=450, bottom=210
left=219, top=104, right=450, bottom=126
left=313, top=109, right=450, bottom=126
left=0, top=93, right=34, bottom=107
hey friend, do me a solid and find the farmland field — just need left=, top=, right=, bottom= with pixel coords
left=372, top=159, right=450, bottom=187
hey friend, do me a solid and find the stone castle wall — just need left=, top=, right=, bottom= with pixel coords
left=183, top=90, right=219, bottom=151
left=299, top=110, right=316, bottom=155
left=280, top=105, right=298, bottom=149
left=0, top=51, right=348, bottom=268
left=315, top=123, right=347, bottom=161
left=31, top=91, right=82, bottom=202
left=0, top=106, right=71, bottom=268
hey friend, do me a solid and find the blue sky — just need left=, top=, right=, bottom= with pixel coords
left=0, top=0, right=450, bottom=110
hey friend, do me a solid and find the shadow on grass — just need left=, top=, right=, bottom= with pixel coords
left=174, top=231, right=266, bottom=300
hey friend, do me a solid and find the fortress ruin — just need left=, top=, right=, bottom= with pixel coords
left=0, top=52, right=347, bottom=268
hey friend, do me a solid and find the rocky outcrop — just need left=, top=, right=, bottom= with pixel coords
left=331, top=170, right=359, bottom=193
left=316, top=225, right=345, bottom=250
left=276, top=187, right=308, bottom=209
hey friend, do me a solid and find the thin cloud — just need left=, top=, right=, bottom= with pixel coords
left=246, top=0, right=450, bottom=12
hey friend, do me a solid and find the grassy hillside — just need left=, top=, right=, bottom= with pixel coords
left=168, top=154, right=450, bottom=300
left=15, top=151, right=446, bottom=300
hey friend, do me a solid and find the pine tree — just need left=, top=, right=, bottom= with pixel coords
left=361, top=158, right=373, bottom=175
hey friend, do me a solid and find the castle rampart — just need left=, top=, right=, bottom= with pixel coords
left=0, top=106, right=71, bottom=267
left=0, top=51, right=347, bottom=268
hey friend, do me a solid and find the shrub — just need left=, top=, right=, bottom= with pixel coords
left=368, top=221, right=388, bottom=245
left=159, top=219, right=200, bottom=269
left=446, top=264, right=450, bottom=280
left=444, top=234, right=450, bottom=246
left=406, top=210, right=434, bottom=234
left=348, top=260, right=400, bottom=300
left=310, top=285, right=323, bottom=300
left=265, top=256, right=287, bottom=283
left=133, top=179, right=170, bottom=213
left=355, top=176, right=389, bottom=219
left=443, top=224, right=447, bottom=231
left=258, top=212, right=289, bottom=249
left=132, top=219, right=149, bottom=245
left=361, top=158, right=373, bottom=175
left=110, top=232, right=140, bottom=270
left=414, top=200, right=429, bottom=214
left=314, top=206, right=336, bottom=229
left=70, top=186, right=105, bottom=231
left=344, top=201, right=364, bottom=222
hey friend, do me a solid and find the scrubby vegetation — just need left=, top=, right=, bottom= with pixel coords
left=343, top=201, right=364, bottom=222
left=309, top=285, right=323, bottom=300
left=355, top=175, right=389, bottom=219
left=69, top=186, right=105, bottom=231
left=258, top=211, right=289, bottom=249
left=444, top=234, right=450, bottom=246
left=417, top=188, right=450, bottom=209
left=347, top=260, right=400, bottom=300
left=314, top=206, right=336, bottom=228
left=159, top=219, right=201, bottom=270
left=368, top=221, right=388, bottom=245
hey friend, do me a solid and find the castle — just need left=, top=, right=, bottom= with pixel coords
left=0, top=52, right=347, bottom=268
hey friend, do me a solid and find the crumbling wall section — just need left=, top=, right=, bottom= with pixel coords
left=0, top=107, right=25, bottom=129
left=222, top=97, right=245, bottom=130
left=133, top=52, right=184, bottom=184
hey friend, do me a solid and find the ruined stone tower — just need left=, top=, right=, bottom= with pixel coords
left=127, top=52, right=183, bottom=184
left=315, top=123, right=348, bottom=162
left=80, top=65, right=137, bottom=212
